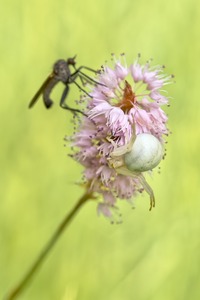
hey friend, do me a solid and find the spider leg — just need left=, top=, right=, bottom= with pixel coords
left=109, top=132, right=136, bottom=158
left=110, top=164, right=155, bottom=211
left=137, top=173, right=155, bottom=210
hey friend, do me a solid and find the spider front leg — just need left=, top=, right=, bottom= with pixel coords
left=109, top=133, right=136, bottom=158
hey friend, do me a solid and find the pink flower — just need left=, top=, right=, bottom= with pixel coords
left=69, top=54, right=173, bottom=220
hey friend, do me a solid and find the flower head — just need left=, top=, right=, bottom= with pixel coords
left=69, top=54, right=173, bottom=219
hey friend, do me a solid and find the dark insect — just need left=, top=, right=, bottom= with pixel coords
left=28, top=56, right=99, bottom=115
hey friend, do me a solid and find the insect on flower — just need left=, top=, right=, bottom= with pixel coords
left=69, top=53, right=174, bottom=219
left=28, top=56, right=101, bottom=115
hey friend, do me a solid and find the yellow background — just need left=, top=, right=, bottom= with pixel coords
left=1, top=0, right=200, bottom=299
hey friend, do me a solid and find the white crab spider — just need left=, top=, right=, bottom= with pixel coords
left=108, top=133, right=164, bottom=210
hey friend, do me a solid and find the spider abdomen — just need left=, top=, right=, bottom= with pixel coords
left=124, top=133, right=164, bottom=172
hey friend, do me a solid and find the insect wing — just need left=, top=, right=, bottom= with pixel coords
left=28, top=73, right=54, bottom=108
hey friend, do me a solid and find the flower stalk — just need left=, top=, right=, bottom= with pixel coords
left=4, top=192, right=92, bottom=300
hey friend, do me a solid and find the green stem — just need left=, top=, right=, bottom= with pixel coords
left=4, top=192, right=92, bottom=300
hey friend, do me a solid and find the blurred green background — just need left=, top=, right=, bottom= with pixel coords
left=1, top=0, right=200, bottom=299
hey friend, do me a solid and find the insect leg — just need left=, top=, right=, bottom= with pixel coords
left=71, top=67, right=105, bottom=87
left=72, top=65, right=87, bottom=86
left=78, top=71, right=105, bottom=86
left=73, top=81, right=92, bottom=97
left=76, top=66, right=99, bottom=74
left=60, top=85, right=87, bottom=116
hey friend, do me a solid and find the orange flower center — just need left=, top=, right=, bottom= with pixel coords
left=118, top=80, right=136, bottom=112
